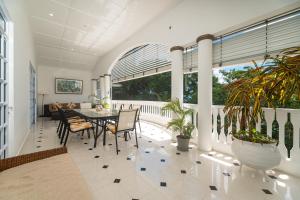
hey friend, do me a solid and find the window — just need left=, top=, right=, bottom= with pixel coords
left=112, top=72, right=171, bottom=101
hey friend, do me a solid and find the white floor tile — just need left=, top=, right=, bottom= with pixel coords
left=18, top=118, right=300, bottom=200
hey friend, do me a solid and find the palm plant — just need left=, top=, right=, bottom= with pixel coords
left=162, top=99, right=195, bottom=138
left=223, top=46, right=300, bottom=144
left=261, top=47, right=300, bottom=106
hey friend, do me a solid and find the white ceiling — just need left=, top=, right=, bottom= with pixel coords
left=26, top=0, right=181, bottom=70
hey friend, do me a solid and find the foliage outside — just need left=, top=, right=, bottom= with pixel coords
left=224, top=47, right=300, bottom=144
left=162, top=99, right=195, bottom=138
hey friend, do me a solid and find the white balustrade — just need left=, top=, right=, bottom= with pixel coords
left=112, top=100, right=300, bottom=177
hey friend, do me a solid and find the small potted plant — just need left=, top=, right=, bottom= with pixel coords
left=162, top=99, right=195, bottom=151
left=100, top=96, right=110, bottom=109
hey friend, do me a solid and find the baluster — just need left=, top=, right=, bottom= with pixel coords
left=284, top=112, right=294, bottom=158
left=212, top=113, right=214, bottom=133
left=196, top=112, right=198, bottom=129
left=217, top=109, right=221, bottom=140
left=232, top=114, right=237, bottom=135
left=272, top=109, right=279, bottom=141
left=191, top=110, right=194, bottom=126
left=260, top=111, right=267, bottom=135
left=224, top=114, right=229, bottom=140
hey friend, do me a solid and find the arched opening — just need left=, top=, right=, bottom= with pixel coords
left=110, top=43, right=172, bottom=102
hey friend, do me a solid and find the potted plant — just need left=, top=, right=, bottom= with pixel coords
left=223, top=46, right=300, bottom=170
left=100, top=96, right=110, bottom=109
left=162, top=99, right=195, bottom=151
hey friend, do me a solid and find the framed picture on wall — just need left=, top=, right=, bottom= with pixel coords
left=55, top=78, right=83, bottom=94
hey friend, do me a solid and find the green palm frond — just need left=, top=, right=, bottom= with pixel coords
left=163, top=98, right=195, bottom=138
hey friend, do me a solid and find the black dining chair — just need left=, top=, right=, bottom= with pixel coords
left=58, top=109, right=94, bottom=146
left=105, top=109, right=139, bottom=154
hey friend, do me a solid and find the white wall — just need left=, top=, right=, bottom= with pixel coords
left=37, top=65, right=92, bottom=116
left=3, top=0, right=36, bottom=156
left=93, top=0, right=300, bottom=77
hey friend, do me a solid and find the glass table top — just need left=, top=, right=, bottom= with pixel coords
left=73, top=109, right=119, bottom=119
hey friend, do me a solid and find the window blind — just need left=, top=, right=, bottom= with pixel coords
left=213, top=10, right=300, bottom=66
left=111, top=44, right=171, bottom=82
left=183, top=45, right=198, bottom=72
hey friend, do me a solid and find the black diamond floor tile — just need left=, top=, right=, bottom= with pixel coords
left=145, top=151, right=150, bottom=154
left=94, top=155, right=100, bottom=158
left=268, top=175, right=277, bottom=179
left=223, top=172, right=231, bottom=176
left=103, top=165, right=109, bottom=169
left=176, top=152, right=181, bottom=155
left=262, top=189, right=272, bottom=194
left=109, top=144, right=112, bottom=146
left=114, top=179, right=121, bottom=183
left=160, top=146, right=164, bottom=148
left=36, top=146, right=41, bottom=148
left=233, top=162, right=240, bottom=166
left=127, top=157, right=131, bottom=160
left=148, top=141, right=152, bottom=143
left=161, top=159, right=165, bottom=162
left=160, top=182, right=167, bottom=187
left=196, top=161, right=202, bottom=164
left=84, top=142, right=88, bottom=144
left=140, top=167, right=146, bottom=171
left=37, top=140, right=42, bottom=142
left=209, top=185, right=217, bottom=191
left=88, top=148, right=93, bottom=150
left=181, top=170, right=186, bottom=174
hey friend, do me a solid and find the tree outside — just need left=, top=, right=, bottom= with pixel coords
left=112, top=67, right=300, bottom=109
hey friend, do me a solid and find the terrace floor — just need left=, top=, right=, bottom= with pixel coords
left=21, top=118, right=300, bottom=200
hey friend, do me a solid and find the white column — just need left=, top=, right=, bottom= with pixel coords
left=196, top=34, right=214, bottom=151
left=170, top=46, right=184, bottom=102
left=170, top=46, right=184, bottom=141
left=91, top=79, right=97, bottom=96
left=91, top=79, right=97, bottom=104
left=104, top=74, right=111, bottom=107
left=100, top=75, right=105, bottom=99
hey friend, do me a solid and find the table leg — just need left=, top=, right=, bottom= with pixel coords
left=94, top=119, right=101, bottom=148
left=103, top=121, right=106, bottom=146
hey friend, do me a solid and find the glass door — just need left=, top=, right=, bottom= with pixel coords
left=0, top=10, right=8, bottom=159
left=29, top=64, right=36, bottom=126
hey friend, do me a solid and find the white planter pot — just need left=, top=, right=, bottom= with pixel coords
left=231, top=137, right=281, bottom=170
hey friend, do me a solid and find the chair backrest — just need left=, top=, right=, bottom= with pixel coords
left=116, top=109, right=138, bottom=132
left=131, top=105, right=141, bottom=119
left=80, top=103, right=92, bottom=109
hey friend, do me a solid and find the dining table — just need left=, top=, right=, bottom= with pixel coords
left=73, top=108, right=119, bottom=148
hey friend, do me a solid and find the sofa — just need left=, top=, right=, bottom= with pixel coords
left=45, top=103, right=81, bottom=120
left=0, top=147, right=92, bottom=200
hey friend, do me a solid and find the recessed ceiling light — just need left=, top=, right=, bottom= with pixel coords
left=49, top=13, right=54, bottom=17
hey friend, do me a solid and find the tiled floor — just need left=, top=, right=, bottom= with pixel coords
left=21, top=118, right=300, bottom=200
